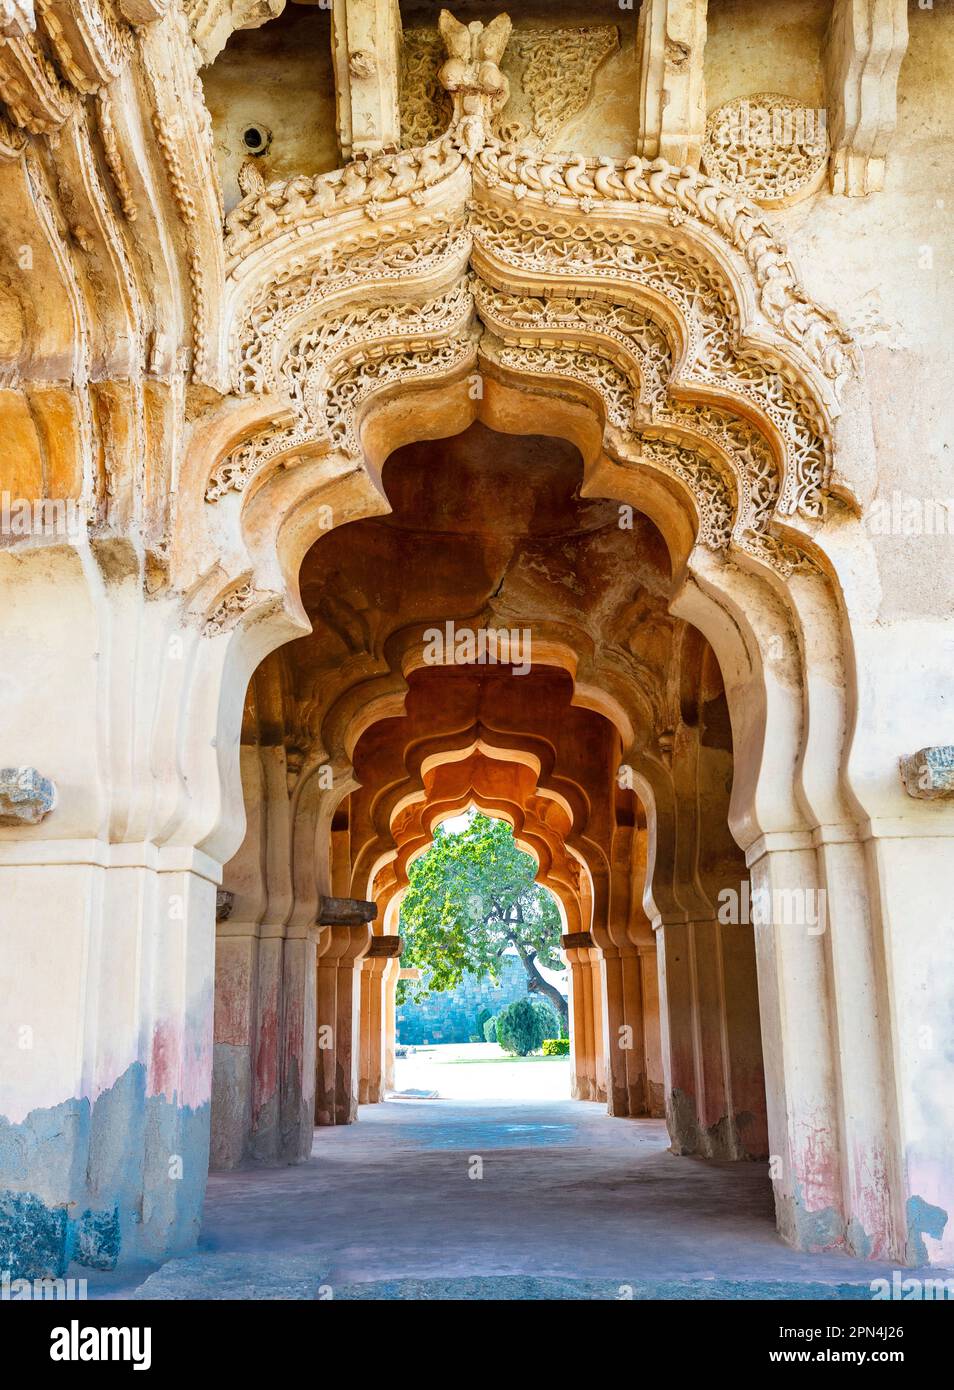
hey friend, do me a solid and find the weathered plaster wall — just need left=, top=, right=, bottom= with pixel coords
left=705, top=0, right=829, bottom=108
left=703, top=1, right=954, bottom=618
left=202, top=5, right=339, bottom=212
left=203, top=0, right=644, bottom=210
left=782, top=5, right=954, bottom=621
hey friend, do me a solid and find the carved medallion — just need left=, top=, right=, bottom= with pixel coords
left=701, top=94, right=829, bottom=209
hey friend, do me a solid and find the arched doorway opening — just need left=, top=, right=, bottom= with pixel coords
left=388, top=809, right=570, bottom=1102
left=9, top=124, right=941, bottom=1281
left=209, top=411, right=771, bottom=1201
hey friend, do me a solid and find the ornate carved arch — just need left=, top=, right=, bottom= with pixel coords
left=191, top=126, right=862, bottom=642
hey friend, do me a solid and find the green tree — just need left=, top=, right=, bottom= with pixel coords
left=530, top=998, right=560, bottom=1040
left=398, top=812, right=568, bottom=1025
left=496, top=998, right=550, bottom=1056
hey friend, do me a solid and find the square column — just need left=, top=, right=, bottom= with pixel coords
left=359, top=935, right=402, bottom=1104
left=0, top=845, right=218, bottom=1277
left=562, top=932, right=597, bottom=1101
left=656, top=910, right=768, bottom=1161
left=314, top=897, right=376, bottom=1126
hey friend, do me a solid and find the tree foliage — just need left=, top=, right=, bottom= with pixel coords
left=529, top=998, right=561, bottom=1039
left=398, top=812, right=567, bottom=1021
left=496, top=998, right=555, bottom=1056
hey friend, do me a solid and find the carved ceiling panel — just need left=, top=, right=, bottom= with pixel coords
left=399, top=22, right=619, bottom=152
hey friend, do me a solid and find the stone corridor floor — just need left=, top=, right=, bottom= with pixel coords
left=90, top=1096, right=954, bottom=1301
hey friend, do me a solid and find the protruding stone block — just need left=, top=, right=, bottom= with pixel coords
left=900, top=746, right=954, bottom=800
left=331, top=0, right=403, bottom=159
left=825, top=0, right=908, bottom=196
left=635, top=0, right=708, bottom=168
left=316, top=894, right=378, bottom=925
left=0, top=767, right=56, bottom=825
left=367, top=933, right=402, bottom=958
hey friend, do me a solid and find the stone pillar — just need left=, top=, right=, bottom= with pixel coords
left=313, top=897, right=376, bottom=1125
left=593, top=933, right=630, bottom=1115
left=334, top=929, right=368, bottom=1124
left=383, top=959, right=401, bottom=1091
left=211, top=890, right=251, bottom=1170
left=359, top=935, right=402, bottom=1104
left=639, top=944, right=665, bottom=1116
left=280, top=920, right=319, bottom=1161
left=0, top=837, right=220, bottom=1278
left=562, top=932, right=597, bottom=1101
left=593, top=919, right=651, bottom=1117
left=358, top=960, right=375, bottom=1106
left=657, top=910, right=768, bottom=1162
left=315, top=927, right=340, bottom=1129
left=589, top=945, right=608, bottom=1105
left=865, top=826, right=954, bottom=1264
left=210, top=735, right=321, bottom=1170
left=656, top=918, right=693, bottom=1147
left=0, top=564, right=257, bottom=1279
left=747, top=845, right=844, bottom=1244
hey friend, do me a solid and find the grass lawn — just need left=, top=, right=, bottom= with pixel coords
left=393, top=1041, right=572, bottom=1099
left=443, top=1054, right=566, bottom=1064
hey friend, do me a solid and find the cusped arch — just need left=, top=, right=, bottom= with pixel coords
left=178, top=131, right=889, bottom=898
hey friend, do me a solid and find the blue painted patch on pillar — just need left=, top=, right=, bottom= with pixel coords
left=0, top=1190, right=70, bottom=1280
left=789, top=1182, right=846, bottom=1252
left=0, top=1062, right=211, bottom=1278
left=76, top=1206, right=121, bottom=1270
left=906, top=1195, right=948, bottom=1265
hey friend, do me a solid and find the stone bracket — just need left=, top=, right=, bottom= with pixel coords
left=562, top=931, right=594, bottom=951
left=367, top=933, right=402, bottom=958
left=635, top=0, right=708, bottom=169
left=825, top=0, right=909, bottom=197
left=0, top=767, right=56, bottom=825
left=331, top=0, right=402, bottom=160
left=900, top=746, right=954, bottom=801
left=317, top=894, right=378, bottom=925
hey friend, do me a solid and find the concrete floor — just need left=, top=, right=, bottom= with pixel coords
left=110, top=1092, right=950, bottom=1300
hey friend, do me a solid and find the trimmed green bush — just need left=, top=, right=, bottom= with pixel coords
left=529, top=998, right=560, bottom=1040
left=495, top=997, right=552, bottom=1056
left=542, top=1038, right=570, bottom=1057
left=482, top=1014, right=498, bottom=1043
left=496, top=999, right=536, bottom=1055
